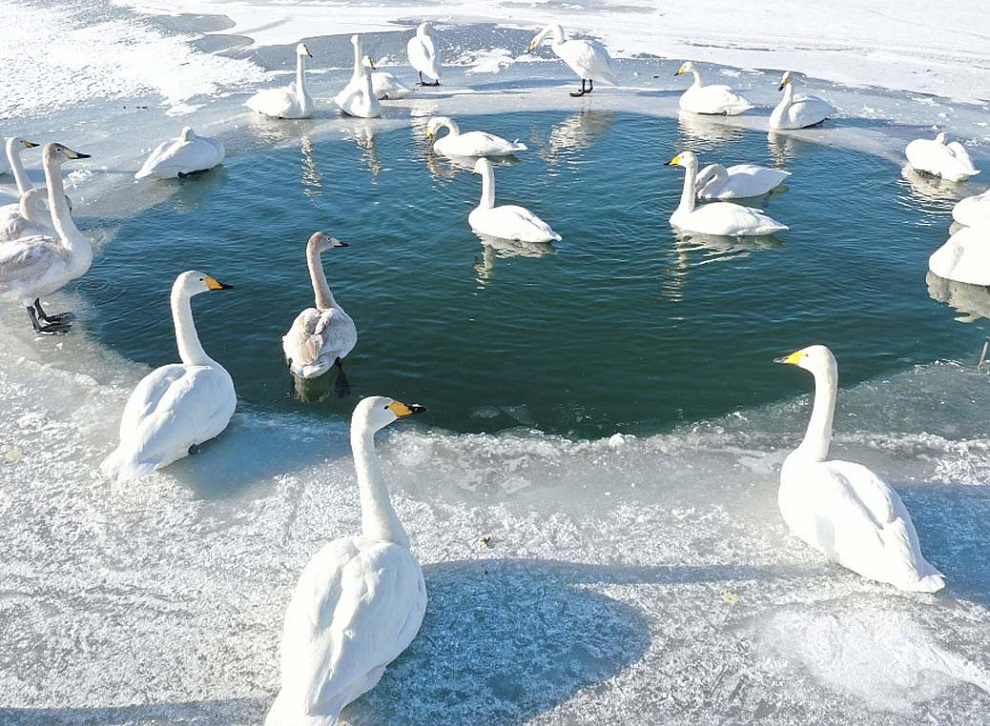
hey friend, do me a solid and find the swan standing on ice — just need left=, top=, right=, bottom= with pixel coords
left=905, top=132, right=979, bottom=182
left=135, top=127, right=225, bottom=180
left=952, top=189, right=990, bottom=228
left=770, top=71, right=835, bottom=130
left=928, top=226, right=990, bottom=285
left=469, top=158, right=561, bottom=243
left=246, top=43, right=315, bottom=119
left=101, top=271, right=236, bottom=481
left=407, top=22, right=441, bottom=86
left=665, top=151, right=788, bottom=236
left=528, top=24, right=616, bottom=97
left=675, top=61, right=753, bottom=115
left=335, top=46, right=382, bottom=119
left=775, top=345, right=945, bottom=592
left=695, top=162, right=790, bottom=200
left=0, top=137, right=52, bottom=242
left=265, top=395, right=428, bottom=726
left=283, top=231, right=357, bottom=393
left=427, top=116, right=527, bottom=158
left=0, top=143, right=91, bottom=333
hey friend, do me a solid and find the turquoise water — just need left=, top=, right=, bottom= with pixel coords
left=86, top=112, right=985, bottom=437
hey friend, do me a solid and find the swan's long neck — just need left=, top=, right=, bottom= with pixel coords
left=8, top=141, right=32, bottom=196
left=43, top=150, right=90, bottom=272
left=689, top=68, right=703, bottom=89
left=362, top=63, right=375, bottom=100
left=350, top=39, right=362, bottom=83
left=352, top=425, right=410, bottom=547
left=307, top=243, right=336, bottom=311
left=796, top=365, right=836, bottom=462
left=548, top=24, right=565, bottom=45
left=296, top=52, right=308, bottom=98
left=478, top=164, right=495, bottom=210
left=172, top=288, right=215, bottom=367
left=444, top=118, right=460, bottom=137
left=777, top=81, right=794, bottom=113
left=676, top=158, right=698, bottom=215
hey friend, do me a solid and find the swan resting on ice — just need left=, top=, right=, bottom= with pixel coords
left=775, top=345, right=945, bottom=592
left=528, top=24, right=616, bottom=97
left=905, top=131, right=979, bottom=183
left=427, top=116, right=527, bottom=158
left=407, top=22, right=442, bottom=86
left=246, top=43, right=315, bottom=119
left=665, top=151, right=788, bottom=236
left=952, top=189, right=990, bottom=228
left=101, top=271, right=236, bottom=481
left=928, top=226, right=990, bottom=286
left=695, top=162, right=790, bottom=200
left=674, top=61, right=753, bottom=116
left=469, top=158, right=561, bottom=243
left=770, top=71, right=835, bottom=130
left=282, top=231, right=357, bottom=393
left=135, top=127, right=225, bottom=179
left=264, top=395, right=428, bottom=726
left=335, top=44, right=382, bottom=119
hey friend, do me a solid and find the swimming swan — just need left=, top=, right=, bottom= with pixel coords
left=264, top=395, right=428, bottom=726
left=695, top=162, right=790, bottom=200
left=100, top=271, right=236, bottom=482
left=246, top=43, right=315, bottom=119
left=675, top=61, right=753, bottom=116
left=775, top=345, right=945, bottom=592
left=0, top=143, right=91, bottom=333
left=952, top=189, right=990, bottom=228
left=427, top=116, right=527, bottom=158
left=905, top=132, right=979, bottom=183
left=528, top=24, right=616, bottom=97
left=135, top=127, right=225, bottom=179
left=282, top=231, right=357, bottom=387
left=335, top=45, right=382, bottom=119
left=928, top=226, right=990, bottom=286
left=770, top=71, right=835, bottom=130
left=469, top=158, right=561, bottom=243
left=407, top=22, right=441, bottom=86
left=665, top=151, right=788, bottom=236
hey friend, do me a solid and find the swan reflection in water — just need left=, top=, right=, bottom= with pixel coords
left=532, top=110, right=614, bottom=169
left=660, top=228, right=782, bottom=302
left=424, top=151, right=521, bottom=182
left=677, top=111, right=746, bottom=149
left=473, top=233, right=557, bottom=284
left=299, top=136, right=323, bottom=202
left=926, top=270, right=990, bottom=324
left=766, top=129, right=821, bottom=165
left=899, top=165, right=973, bottom=212
left=344, top=120, right=382, bottom=179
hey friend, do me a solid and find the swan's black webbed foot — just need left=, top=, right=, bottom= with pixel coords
left=188, top=443, right=201, bottom=455
left=570, top=79, right=593, bottom=97
left=27, top=305, right=71, bottom=334
left=34, top=298, right=77, bottom=324
left=416, top=72, right=440, bottom=87
left=333, top=358, right=352, bottom=398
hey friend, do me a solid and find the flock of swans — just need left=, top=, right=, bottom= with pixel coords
left=0, top=19, right=984, bottom=725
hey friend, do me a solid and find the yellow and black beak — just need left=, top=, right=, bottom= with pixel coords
left=674, top=66, right=685, bottom=77
left=778, top=77, right=789, bottom=91
left=426, top=130, right=434, bottom=139
left=205, top=276, right=234, bottom=291
left=664, top=154, right=682, bottom=167
left=527, top=42, right=536, bottom=54
left=388, top=400, right=428, bottom=417
left=22, top=140, right=40, bottom=149
left=774, top=350, right=804, bottom=365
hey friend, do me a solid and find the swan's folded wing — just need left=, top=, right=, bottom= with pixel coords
left=278, top=539, right=427, bottom=716
left=0, top=236, right=60, bottom=285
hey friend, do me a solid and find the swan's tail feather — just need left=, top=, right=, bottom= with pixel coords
left=99, top=447, right=158, bottom=483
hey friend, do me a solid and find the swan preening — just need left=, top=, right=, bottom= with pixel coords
left=469, top=157, right=561, bottom=243
left=101, top=271, right=236, bottom=482
left=427, top=116, right=527, bottom=158
left=335, top=36, right=383, bottom=119
left=953, top=189, right=990, bottom=228
left=0, top=142, right=92, bottom=333
left=407, top=22, right=442, bottom=86
left=905, top=132, right=980, bottom=182
left=695, top=162, right=790, bottom=200
left=135, top=127, right=225, bottom=180
left=665, top=151, right=788, bottom=236
left=282, top=231, right=357, bottom=389
left=246, top=43, right=315, bottom=119
left=928, top=226, right=990, bottom=286
left=769, top=71, right=835, bottom=130
left=675, top=61, right=753, bottom=116
left=775, top=345, right=944, bottom=592
left=265, top=396, right=428, bottom=726
left=528, top=24, right=616, bottom=97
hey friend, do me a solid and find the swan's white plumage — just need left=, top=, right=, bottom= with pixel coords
left=905, top=132, right=979, bottom=182
left=777, top=345, right=944, bottom=592
left=0, top=187, right=51, bottom=242
left=407, top=22, right=441, bottom=84
left=770, top=71, right=835, bottom=129
left=246, top=43, right=315, bottom=119
left=135, top=127, right=225, bottom=179
left=695, top=163, right=790, bottom=200
left=371, top=66, right=411, bottom=100
left=265, top=396, right=427, bottom=726
left=100, top=271, right=236, bottom=482
left=427, top=116, right=526, bottom=158
left=283, top=232, right=357, bottom=379
left=529, top=24, right=616, bottom=88
left=666, top=151, right=788, bottom=236
left=675, top=61, right=753, bottom=116
left=335, top=42, right=382, bottom=119
left=952, top=189, right=990, bottom=228
left=928, top=226, right=990, bottom=285
left=469, top=158, right=561, bottom=243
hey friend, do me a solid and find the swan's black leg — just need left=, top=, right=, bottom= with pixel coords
left=570, top=79, right=588, bottom=97
left=332, top=357, right=351, bottom=398
left=417, top=71, right=425, bottom=86
left=26, top=305, right=71, bottom=334
left=588, top=79, right=594, bottom=94
left=34, top=298, right=76, bottom=324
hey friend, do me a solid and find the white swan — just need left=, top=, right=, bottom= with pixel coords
left=246, top=43, right=315, bottom=119
left=407, top=22, right=441, bottom=86
left=528, top=24, right=616, bottom=97
left=0, top=137, right=53, bottom=242
left=135, top=127, right=225, bottom=180
left=265, top=395, right=428, bottom=726
left=674, top=61, right=753, bottom=116
left=0, top=136, right=40, bottom=203
left=283, top=231, right=357, bottom=386
left=0, top=142, right=91, bottom=333
left=665, top=151, right=788, bottom=236
left=469, top=158, right=561, bottom=243
left=335, top=45, right=382, bottom=119
left=770, top=71, right=835, bottom=130
left=775, top=345, right=945, bottom=592
left=928, top=226, right=990, bottom=286
left=952, top=189, right=990, bottom=228
left=427, top=116, right=527, bottom=158
left=695, top=162, right=790, bottom=200
left=369, top=58, right=411, bottom=100
left=100, top=271, right=236, bottom=482
left=905, top=132, right=979, bottom=182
